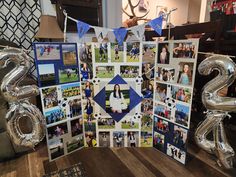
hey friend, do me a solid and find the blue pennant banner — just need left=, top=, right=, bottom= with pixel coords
left=113, top=28, right=127, bottom=45
left=148, top=16, right=163, bottom=36
left=77, top=20, right=90, bottom=38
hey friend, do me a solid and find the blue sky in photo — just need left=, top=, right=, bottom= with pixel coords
left=61, top=82, right=80, bottom=90
left=44, top=107, right=61, bottom=116
left=62, top=44, right=76, bottom=53
left=176, top=104, right=189, bottom=114
left=38, top=64, right=55, bottom=75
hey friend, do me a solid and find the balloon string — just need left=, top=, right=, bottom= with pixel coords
left=63, top=10, right=68, bottom=42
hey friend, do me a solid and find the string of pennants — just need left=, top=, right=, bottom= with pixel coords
left=64, top=10, right=163, bottom=44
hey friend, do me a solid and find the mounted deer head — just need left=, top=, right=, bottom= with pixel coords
left=122, top=0, right=150, bottom=28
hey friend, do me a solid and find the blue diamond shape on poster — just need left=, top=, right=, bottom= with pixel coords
left=93, top=75, right=142, bottom=122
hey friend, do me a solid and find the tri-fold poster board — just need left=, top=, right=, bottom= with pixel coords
left=33, top=39, right=198, bottom=164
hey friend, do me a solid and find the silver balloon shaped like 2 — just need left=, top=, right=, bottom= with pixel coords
left=195, top=55, right=235, bottom=169
left=0, top=48, right=46, bottom=148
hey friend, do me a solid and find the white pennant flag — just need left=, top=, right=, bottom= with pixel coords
left=130, top=24, right=146, bottom=41
left=94, top=27, right=110, bottom=42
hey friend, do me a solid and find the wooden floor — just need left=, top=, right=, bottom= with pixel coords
left=0, top=144, right=231, bottom=177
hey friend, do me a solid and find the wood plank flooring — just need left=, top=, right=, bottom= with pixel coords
left=0, top=143, right=231, bottom=177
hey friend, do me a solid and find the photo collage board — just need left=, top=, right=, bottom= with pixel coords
left=79, top=41, right=154, bottom=148
left=34, top=43, right=84, bottom=161
left=153, top=39, right=199, bottom=164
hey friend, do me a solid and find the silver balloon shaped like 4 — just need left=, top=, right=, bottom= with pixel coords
left=195, top=56, right=235, bottom=169
left=0, top=48, right=46, bottom=148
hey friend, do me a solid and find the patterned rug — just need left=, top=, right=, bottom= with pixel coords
left=43, top=163, right=87, bottom=177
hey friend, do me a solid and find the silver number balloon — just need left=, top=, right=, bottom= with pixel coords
left=195, top=55, right=235, bottom=169
left=0, top=48, right=45, bottom=148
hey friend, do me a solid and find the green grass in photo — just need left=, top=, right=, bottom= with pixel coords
left=127, top=55, right=139, bottom=62
left=111, top=50, right=123, bottom=62
left=141, top=137, right=153, bottom=147
left=98, top=125, right=115, bottom=129
left=121, top=122, right=139, bottom=129
left=59, top=73, right=78, bottom=83
left=141, top=126, right=153, bottom=132
left=95, top=48, right=108, bottom=63
left=96, top=71, right=114, bottom=78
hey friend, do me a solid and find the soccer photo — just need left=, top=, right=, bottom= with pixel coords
left=120, top=65, right=139, bottom=78
left=59, top=68, right=79, bottom=84
left=61, top=82, right=80, bottom=98
left=41, top=87, right=58, bottom=109
left=111, top=43, right=124, bottom=62
left=35, top=43, right=60, bottom=60
left=96, top=66, right=114, bottom=78
left=94, top=42, right=109, bottom=63
left=126, top=42, right=140, bottom=62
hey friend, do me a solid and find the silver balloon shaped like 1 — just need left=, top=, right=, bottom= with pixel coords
left=195, top=55, right=236, bottom=169
left=0, top=48, right=45, bottom=148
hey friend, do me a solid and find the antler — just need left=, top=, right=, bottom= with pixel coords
left=122, top=0, right=149, bottom=19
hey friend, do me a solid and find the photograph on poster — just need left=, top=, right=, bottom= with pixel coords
left=85, top=131, right=97, bottom=147
left=177, top=62, right=193, bottom=86
left=142, top=43, right=156, bottom=63
left=68, top=99, right=82, bottom=118
left=167, top=143, right=186, bottom=164
left=141, top=99, right=153, bottom=114
left=155, top=83, right=167, bottom=102
left=35, top=44, right=60, bottom=60
left=82, top=81, right=93, bottom=99
left=59, top=68, right=79, bottom=84
left=156, top=67, right=175, bottom=82
left=62, top=44, right=77, bottom=66
left=120, top=65, right=139, bottom=78
left=38, top=64, right=56, bottom=87
left=94, top=43, right=109, bottom=63
left=157, top=43, right=170, bottom=64
left=173, top=42, right=196, bottom=58
left=127, top=131, right=139, bottom=147
left=99, top=132, right=110, bottom=147
left=42, top=87, right=58, bottom=109
left=48, top=138, right=64, bottom=160
left=98, top=118, right=115, bottom=129
left=154, top=116, right=169, bottom=133
left=84, top=100, right=96, bottom=132
left=48, top=122, right=68, bottom=139
left=105, top=84, right=130, bottom=113
left=171, top=86, right=191, bottom=103
left=154, top=103, right=171, bottom=120
left=142, top=63, right=154, bottom=85
left=71, top=118, right=83, bottom=137
left=142, top=80, right=154, bottom=99
left=111, top=43, right=124, bottom=62
left=67, top=136, right=84, bottom=153
left=175, top=103, right=189, bottom=127
left=79, top=43, right=92, bottom=64
left=61, top=82, right=80, bottom=98
left=45, top=108, right=66, bottom=125
left=126, top=42, right=140, bottom=62
left=121, top=117, right=139, bottom=129
left=141, top=131, right=152, bottom=147
left=80, top=62, right=93, bottom=81
left=141, top=114, right=153, bottom=132
left=173, top=125, right=188, bottom=149
left=153, top=131, right=165, bottom=151
left=113, top=131, right=125, bottom=147
left=96, top=66, right=114, bottom=78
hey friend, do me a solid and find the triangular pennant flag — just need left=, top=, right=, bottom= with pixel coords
left=94, top=27, right=110, bottom=42
left=130, top=24, right=145, bottom=41
left=148, top=16, right=163, bottom=35
left=113, top=28, right=127, bottom=45
left=77, top=20, right=90, bottom=38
